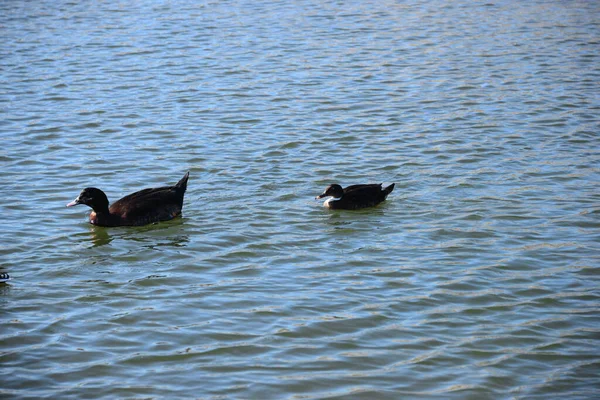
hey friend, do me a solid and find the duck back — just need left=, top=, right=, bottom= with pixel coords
left=109, top=172, right=189, bottom=226
left=328, top=183, right=394, bottom=210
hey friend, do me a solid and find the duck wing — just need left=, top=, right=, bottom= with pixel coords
left=343, top=184, right=383, bottom=194
left=109, top=185, right=185, bottom=225
left=336, top=184, right=384, bottom=208
left=108, top=172, right=189, bottom=226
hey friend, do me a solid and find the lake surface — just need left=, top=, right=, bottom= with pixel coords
left=1, top=0, right=599, bottom=398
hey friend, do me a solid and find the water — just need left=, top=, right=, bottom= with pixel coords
left=1, top=0, right=599, bottom=398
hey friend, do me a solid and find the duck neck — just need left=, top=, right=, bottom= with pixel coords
left=89, top=205, right=113, bottom=226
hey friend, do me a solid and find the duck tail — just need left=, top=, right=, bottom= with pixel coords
left=383, top=183, right=395, bottom=197
left=176, top=171, right=190, bottom=193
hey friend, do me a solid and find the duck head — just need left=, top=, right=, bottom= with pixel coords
left=316, top=184, right=344, bottom=200
left=67, top=188, right=109, bottom=212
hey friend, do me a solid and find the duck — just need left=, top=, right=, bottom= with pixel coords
left=0, top=272, right=9, bottom=283
left=67, top=172, right=189, bottom=227
left=316, top=183, right=395, bottom=210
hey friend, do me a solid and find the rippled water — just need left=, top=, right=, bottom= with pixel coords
left=1, top=0, right=599, bottom=398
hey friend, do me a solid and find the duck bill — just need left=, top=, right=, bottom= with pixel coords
left=66, top=197, right=80, bottom=207
left=315, top=193, right=327, bottom=200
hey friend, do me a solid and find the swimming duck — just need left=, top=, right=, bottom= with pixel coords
left=0, top=272, right=9, bottom=283
left=316, top=183, right=395, bottom=210
left=67, top=172, right=189, bottom=227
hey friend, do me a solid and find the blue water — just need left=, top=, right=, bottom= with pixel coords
left=1, top=0, right=599, bottom=398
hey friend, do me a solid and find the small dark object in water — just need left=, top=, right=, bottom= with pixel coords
left=67, top=172, right=189, bottom=227
left=316, top=183, right=395, bottom=210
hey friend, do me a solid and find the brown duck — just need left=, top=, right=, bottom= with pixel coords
left=67, top=172, right=189, bottom=227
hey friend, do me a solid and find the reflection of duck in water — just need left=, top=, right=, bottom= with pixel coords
left=90, top=226, right=112, bottom=247
left=316, top=183, right=395, bottom=210
left=67, top=172, right=189, bottom=227
left=0, top=273, right=9, bottom=283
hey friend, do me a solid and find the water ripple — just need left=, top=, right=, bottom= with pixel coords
left=1, top=0, right=600, bottom=398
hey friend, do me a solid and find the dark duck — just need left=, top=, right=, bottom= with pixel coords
left=316, top=183, right=395, bottom=210
left=67, top=172, right=189, bottom=227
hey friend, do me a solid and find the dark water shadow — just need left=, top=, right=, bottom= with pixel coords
left=0, top=270, right=12, bottom=300
left=86, top=217, right=190, bottom=248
